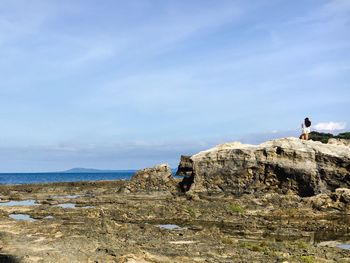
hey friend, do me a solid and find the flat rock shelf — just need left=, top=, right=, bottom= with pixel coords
left=0, top=180, right=348, bottom=263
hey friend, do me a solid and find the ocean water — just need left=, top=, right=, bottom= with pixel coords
left=0, top=172, right=135, bottom=185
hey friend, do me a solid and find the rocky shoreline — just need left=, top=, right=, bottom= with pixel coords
left=0, top=138, right=349, bottom=262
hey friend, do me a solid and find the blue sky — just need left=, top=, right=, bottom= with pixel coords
left=0, top=0, right=349, bottom=172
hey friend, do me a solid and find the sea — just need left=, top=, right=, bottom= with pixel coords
left=0, top=171, right=136, bottom=185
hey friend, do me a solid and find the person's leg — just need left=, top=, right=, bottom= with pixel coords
left=305, top=133, right=309, bottom=140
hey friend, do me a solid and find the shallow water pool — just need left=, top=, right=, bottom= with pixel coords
left=51, top=195, right=80, bottom=199
left=156, top=224, right=184, bottom=230
left=56, top=203, right=76, bottom=208
left=9, top=214, right=36, bottom=222
left=0, top=200, right=38, bottom=206
left=337, top=244, right=350, bottom=250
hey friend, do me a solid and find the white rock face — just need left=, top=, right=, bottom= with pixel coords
left=177, top=137, right=350, bottom=196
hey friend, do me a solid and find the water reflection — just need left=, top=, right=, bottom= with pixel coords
left=156, top=224, right=184, bottom=230
left=56, top=203, right=76, bottom=208
left=0, top=200, right=38, bottom=206
left=9, top=214, right=36, bottom=222
left=337, top=244, right=350, bottom=250
left=51, top=195, right=80, bottom=199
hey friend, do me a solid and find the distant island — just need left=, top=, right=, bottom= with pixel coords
left=62, top=168, right=137, bottom=173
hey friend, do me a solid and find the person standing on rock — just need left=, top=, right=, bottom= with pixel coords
left=300, top=117, right=311, bottom=140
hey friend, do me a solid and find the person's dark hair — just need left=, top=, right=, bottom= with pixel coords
left=305, top=117, right=311, bottom=128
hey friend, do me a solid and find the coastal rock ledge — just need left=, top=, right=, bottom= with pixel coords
left=177, top=137, right=350, bottom=197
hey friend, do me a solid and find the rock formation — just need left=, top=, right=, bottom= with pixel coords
left=121, top=164, right=177, bottom=193
left=177, top=137, right=350, bottom=197
left=328, top=138, right=350, bottom=147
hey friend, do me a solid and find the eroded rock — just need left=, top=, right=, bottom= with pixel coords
left=177, top=137, right=350, bottom=196
left=309, top=188, right=350, bottom=211
left=121, top=164, right=177, bottom=193
left=333, top=188, right=350, bottom=204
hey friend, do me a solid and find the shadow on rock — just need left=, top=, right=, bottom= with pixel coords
left=0, top=254, right=20, bottom=263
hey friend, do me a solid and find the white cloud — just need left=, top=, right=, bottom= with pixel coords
left=314, top=122, right=346, bottom=132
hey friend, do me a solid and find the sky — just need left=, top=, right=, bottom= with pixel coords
left=0, top=0, right=349, bottom=172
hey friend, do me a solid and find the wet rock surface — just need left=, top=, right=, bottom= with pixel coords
left=0, top=181, right=349, bottom=262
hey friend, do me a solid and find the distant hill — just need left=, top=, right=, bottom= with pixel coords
left=310, top=131, right=350, bottom=143
left=63, top=168, right=136, bottom=173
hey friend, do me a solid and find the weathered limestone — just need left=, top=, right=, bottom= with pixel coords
left=308, top=188, right=350, bottom=211
left=333, top=188, right=350, bottom=204
left=177, top=137, right=350, bottom=196
left=121, top=164, right=177, bottom=193
left=328, top=138, right=350, bottom=147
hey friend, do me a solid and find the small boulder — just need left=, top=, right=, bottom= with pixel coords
left=308, top=194, right=334, bottom=210
left=333, top=188, right=350, bottom=204
left=308, top=188, right=350, bottom=211
left=121, top=164, right=176, bottom=193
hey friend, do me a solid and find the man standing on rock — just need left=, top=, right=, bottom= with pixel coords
left=300, top=117, right=311, bottom=140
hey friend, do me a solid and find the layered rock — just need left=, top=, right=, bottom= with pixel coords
left=177, top=138, right=350, bottom=196
left=121, top=164, right=177, bottom=193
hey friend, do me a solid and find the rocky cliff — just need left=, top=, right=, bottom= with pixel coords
left=177, top=137, right=350, bottom=197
